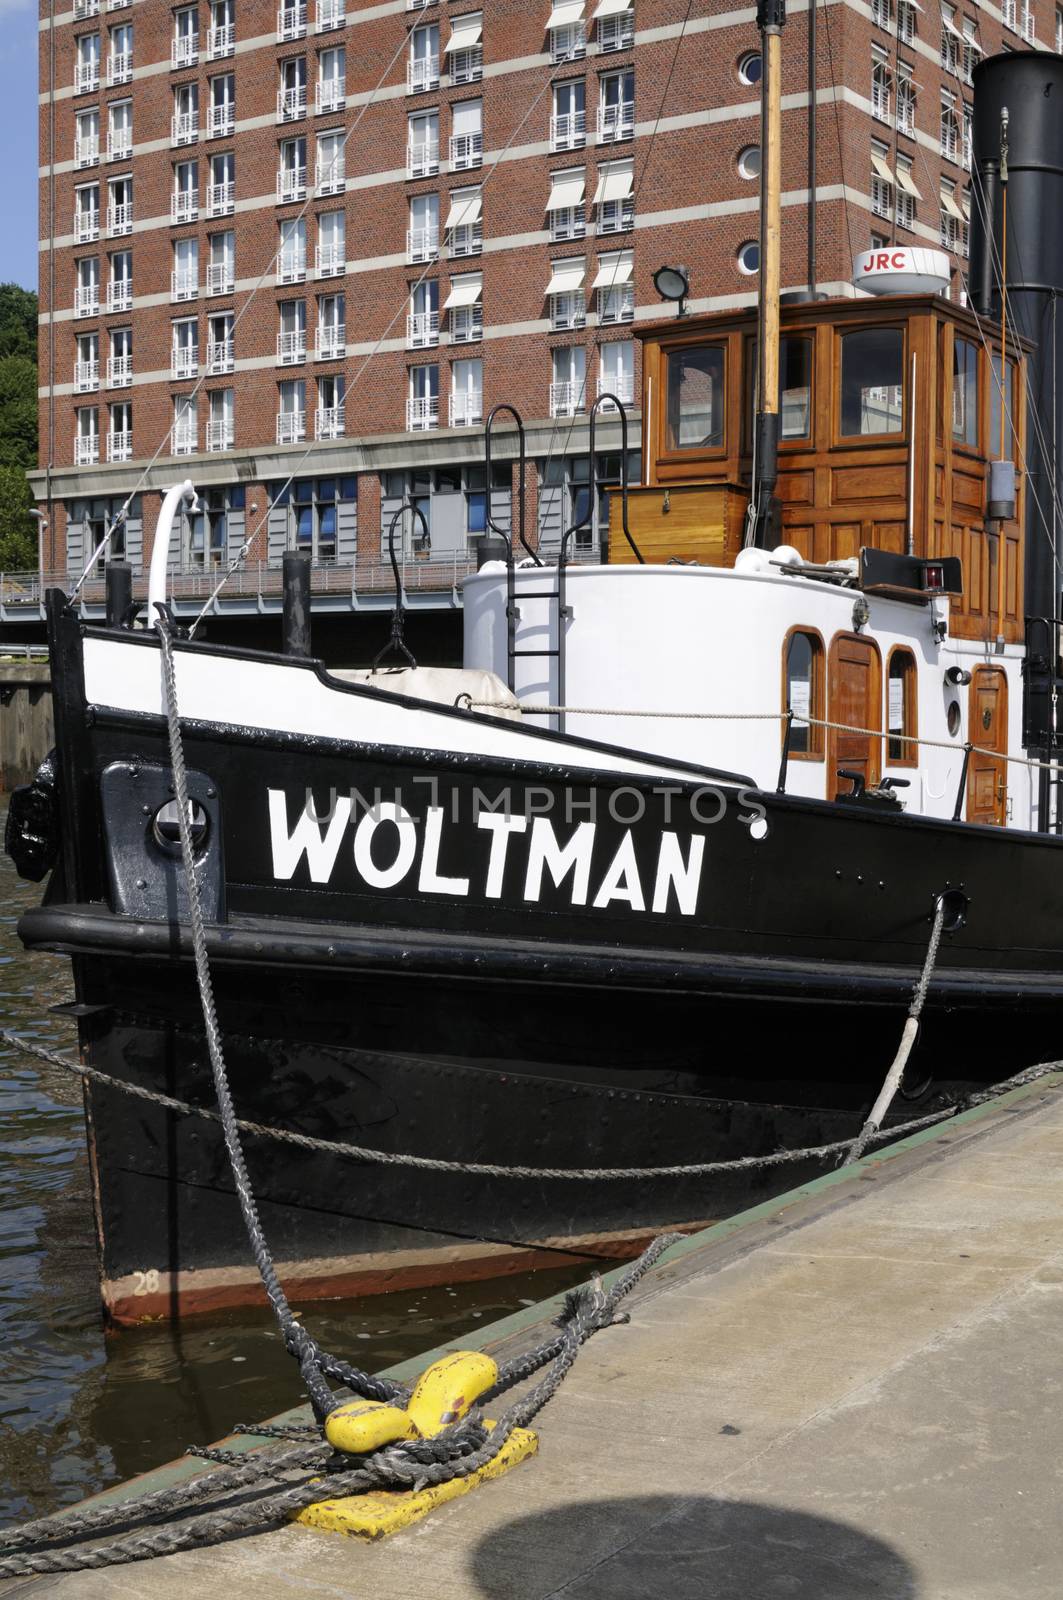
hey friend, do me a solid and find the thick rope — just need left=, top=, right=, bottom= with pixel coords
left=842, top=897, right=948, bottom=1166
left=1, top=1025, right=959, bottom=1179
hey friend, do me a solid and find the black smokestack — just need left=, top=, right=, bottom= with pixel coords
left=971, top=52, right=1063, bottom=625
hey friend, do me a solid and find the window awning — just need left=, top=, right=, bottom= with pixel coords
left=546, top=260, right=585, bottom=294
left=592, top=255, right=632, bottom=288
left=547, top=0, right=583, bottom=27
left=443, top=275, right=483, bottom=308
left=445, top=13, right=482, bottom=52
left=895, top=164, right=921, bottom=197
left=593, top=164, right=633, bottom=204
left=592, top=0, right=632, bottom=17
left=941, top=190, right=964, bottom=219
left=961, top=191, right=971, bottom=219
left=941, top=14, right=962, bottom=36
left=870, top=152, right=895, bottom=185
left=900, top=0, right=922, bottom=10
left=546, top=173, right=586, bottom=210
left=445, top=190, right=482, bottom=228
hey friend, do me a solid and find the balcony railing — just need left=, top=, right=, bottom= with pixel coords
left=406, top=140, right=439, bottom=178
left=406, top=226, right=439, bottom=263
left=278, top=252, right=307, bottom=284
left=316, top=243, right=344, bottom=278
left=207, top=338, right=234, bottom=373
left=598, top=285, right=634, bottom=325
left=107, top=280, right=133, bottom=312
left=597, top=371, right=634, bottom=407
left=106, top=52, right=132, bottom=86
left=209, top=104, right=235, bottom=137
left=172, top=424, right=197, bottom=456
left=550, top=293, right=585, bottom=332
left=107, top=429, right=133, bottom=462
left=598, top=11, right=633, bottom=50
left=450, top=304, right=482, bottom=343
left=171, top=34, right=199, bottom=67
left=207, top=262, right=235, bottom=295
left=406, top=394, right=439, bottom=430
left=74, top=360, right=99, bottom=393
left=277, top=329, right=307, bottom=364
left=407, top=310, right=439, bottom=348
left=447, top=223, right=482, bottom=258
left=172, top=345, right=199, bottom=378
left=107, top=128, right=133, bottom=161
left=106, top=353, right=132, bottom=387
left=277, top=166, right=307, bottom=202
left=107, top=202, right=133, bottom=237
left=75, top=137, right=100, bottom=169
left=315, top=405, right=344, bottom=437
left=107, top=0, right=132, bottom=9
left=316, top=156, right=345, bottom=194
left=407, top=55, right=440, bottom=93
left=941, top=122, right=959, bottom=162
left=75, top=61, right=101, bottom=93
left=75, top=436, right=100, bottom=465
left=207, top=419, right=234, bottom=451
left=172, top=189, right=199, bottom=222
left=316, top=79, right=345, bottom=113
left=598, top=102, right=634, bottom=142
left=75, top=286, right=100, bottom=317
left=449, top=47, right=482, bottom=85
left=75, top=208, right=100, bottom=243
left=449, top=131, right=482, bottom=170
left=549, top=379, right=585, bottom=417
left=208, top=22, right=235, bottom=56
left=171, top=112, right=199, bottom=147
left=171, top=270, right=199, bottom=302
left=316, top=0, right=344, bottom=29
left=74, top=0, right=99, bottom=16
left=449, top=389, right=481, bottom=427
left=550, top=110, right=586, bottom=151
left=549, top=21, right=585, bottom=62
left=316, top=325, right=345, bottom=358
left=277, top=87, right=308, bottom=122
left=277, top=3, right=307, bottom=38
left=277, top=410, right=306, bottom=443
left=207, top=179, right=235, bottom=215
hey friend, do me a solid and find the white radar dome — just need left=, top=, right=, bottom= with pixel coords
left=852, top=247, right=951, bottom=296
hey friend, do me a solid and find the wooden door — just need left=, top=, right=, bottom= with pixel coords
left=828, top=634, right=882, bottom=798
left=967, top=666, right=1008, bottom=826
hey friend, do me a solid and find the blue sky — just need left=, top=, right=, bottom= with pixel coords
left=0, top=0, right=40, bottom=292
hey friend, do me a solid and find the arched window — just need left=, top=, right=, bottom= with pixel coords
left=887, top=646, right=918, bottom=764
left=783, top=627, right=825, bottom=758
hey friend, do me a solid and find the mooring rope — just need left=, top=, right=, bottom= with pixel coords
left=842, top=895, right=948, bottom=1166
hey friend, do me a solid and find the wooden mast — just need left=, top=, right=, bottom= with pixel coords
left=753, top=0, right=786, bottom=545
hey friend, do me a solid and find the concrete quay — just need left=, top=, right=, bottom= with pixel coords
left=6, top=1071, right=1063, bottom=1599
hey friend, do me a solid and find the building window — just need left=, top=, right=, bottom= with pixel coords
left=172, top=7, right=199, bottom=69
left=597, top=338, right=634, bottom=408
left=548, top=0, right=586, bottom=63
left=278, top=136, right=308, bottom=201
left=279, top=217, right=307, bottom=282
left=278, top=55, right=308, bottom=120
left=107, top=325, right=132, bottom=387
left=737, top=145, right=760, bottom=180
left=278, top=378, right=307, bottom=442
left=70, top=494, right=137, bottom=574
left=274, top=475, right=356, bottom=562
left=108, top=400, right=132, bottom=462
left=450, top=98, right=482, bottom=170
left=595, top=250, right=634, bottom=323
left=316, top=210, right=345, bottom=276
left=550, top=345, right=586, bottom=417
left=540, top=449, right=640, bottom=553
left=208, top=150, right=235, bottom=214
left=76, top=31, right=101, bottom=92
left=75, top=331, right=99, bottom=393
left=666, top=344, right=725, bottom=449
left=598, top=69, right=634, bottom=141
left=896, top=64, right=915, bottom=136
left=75, top=256, right=100, bottom=317
left=75, top=109, right=100, bottom=169
left=895, top=156, right=919, bottom=228
left=172, top=315, right=199, bottom=378
left=207, top=229, right=235, bottom=294
left=445, top=187, right=483, bottom=256
left=940, top=89, right=959, bottom=162
left=408, top=278, right=440, bottom=348
left=547, top=257, right=586, bottom=331
left=278, top=0, right=307, bottom=40
left=209, top=0, right=235, bottom=59
left=445, top=272, right=483, bottom=343
left=209, top=72, right=236, bottom=136
left=941, top=1, right=961, bottom=68
left=172, top=393, right=197, bottom=454
left=737, top=240, right=760, bottom=274
left=840, top=327, right=904, bottom=436
left=108, top=99, right=132, bottom=161
left=407, top=364, right=439, bottom=430
left=108, top=249, right=132, bottom=311
left=783, top=629, right=824, bottom=757
left=171, top=236, right=199, bottom=301
left=871, top=44, right=891, bottom=121
left=278, top=298, right=307, bottom=363
left=317, top=45, right=345, bottom=112
left=871, top=0, right=892, bottom=27
left=316, top=374, right=345, bottom=438
left=316, top=129, right=345, bottom=193
left=446, top=11, right=482, bottom=83
left=870, top=139, right=894, bottom=221
left=940, top=180, right=964, bottom=253
left=75, top=183, right=100, bottom=243
left=887, top=647, right=918, bottom=763
left=407, top=110, right=439, bottom=177
left=407, top=192, right=439, bottom=262
left=107, top=23, right=132, bottom=86
left=107, top=175, right=133, bottom=237
left=450, top=357, right=483, bottom=427
left=172, top=159, right=199, bottom=222
left=548, top=167, right=586, bottom=242
left=898, top=0, right=917, bottom=43
left=737, top=50, right=761, bottom=84
left=207, top=387, right=234, bottom=451
left=780, top=335, right=813, bottom=439
left=185, top=485, right=243, bottom=567
left=551, top=80, right=586, bottom=150
left=408, top=22, right=440, bottom=92
left=594, top=157, right=633, bottom=232
left=208, top=310, right=234, bottom=372
left=597, top=0, right=633, bottom=51
left=316, top=293, right=345, bottom=358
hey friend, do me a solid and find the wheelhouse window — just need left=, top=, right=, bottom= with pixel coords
left=665, top=343, right=725, bottom=451
left=887, top=647, right=918, bottom=763
left=783, top=628, right=824, bottom=757
left=780, top=335, right=812, bottom=440
left=839, top=327, right=904, bottom=436
left=952, top=336, right=979, bottom=448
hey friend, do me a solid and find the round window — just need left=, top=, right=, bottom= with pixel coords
left=737, top=146, right=761, bottom=180
left=947, top=701, right=962, bottom=737
left=738, top=51, right=762, bottom=85
left=737, top=241, right=761, bottom=275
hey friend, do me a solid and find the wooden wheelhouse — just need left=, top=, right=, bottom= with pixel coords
left=622, top=296, right=1029, bottom=646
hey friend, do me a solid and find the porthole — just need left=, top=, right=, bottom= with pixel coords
left=737, top=145, right=761, bottom=180
left=152, top=798, right=209, bottom=854
left=946, top=700, right=962, bottom=737
left=737, top=241, right=761, bottom=275
left=738, top=51, right=762, bottom=85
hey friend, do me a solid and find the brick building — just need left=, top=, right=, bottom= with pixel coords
left=27, top=0, right=1063, bottom=631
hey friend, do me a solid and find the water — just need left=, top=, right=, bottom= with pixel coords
left=0, top=810, right=586, bottom=1528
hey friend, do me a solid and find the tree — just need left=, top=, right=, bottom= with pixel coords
left=0, top=285, right=37, bottom=365
left=0, top=465, right=35, bottom=570
left=0, top=355, right=37, bottom=471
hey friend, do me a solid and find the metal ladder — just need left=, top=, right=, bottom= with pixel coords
left=484, top=397, right=643, bottom=735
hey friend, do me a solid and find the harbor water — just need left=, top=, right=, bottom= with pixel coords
left=0, top=806, right=586, bottom=1528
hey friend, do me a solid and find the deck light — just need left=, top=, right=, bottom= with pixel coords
left=653, top=264, right=690, bottom=316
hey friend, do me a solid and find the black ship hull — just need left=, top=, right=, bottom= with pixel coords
left=15, top=614, right=1063, bottom=1322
